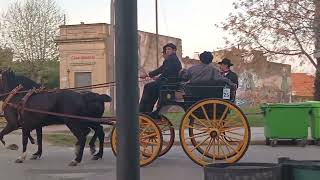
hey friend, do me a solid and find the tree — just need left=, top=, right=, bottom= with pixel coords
left=220, top=0, right=320, bottom=99
left=0, top=47, right=13, bottom=69
left=0, top=0, right=63, bottom=83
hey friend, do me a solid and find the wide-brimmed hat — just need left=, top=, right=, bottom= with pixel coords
left=162, top=43, right=177, bottom=52
left=218, top=58, right=233, bottom=66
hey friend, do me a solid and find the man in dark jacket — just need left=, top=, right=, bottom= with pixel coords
left=218, top=58, right=238, bottom=88
left=139, top=43, right=182, bottom=114
left=218, top=58, right=239, bottom=101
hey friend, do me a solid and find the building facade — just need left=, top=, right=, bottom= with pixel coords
left=56, top=23, right=182, bottom=110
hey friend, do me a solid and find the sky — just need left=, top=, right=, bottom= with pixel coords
left=0, top=0, right=235, bottom=58
left=0, top=0, right=315, bottom=74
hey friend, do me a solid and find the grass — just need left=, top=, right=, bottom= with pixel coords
left=43, top=134, right=94, bottom=147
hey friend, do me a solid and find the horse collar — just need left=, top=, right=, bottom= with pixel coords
left=2, top=85, right=24, bottom=111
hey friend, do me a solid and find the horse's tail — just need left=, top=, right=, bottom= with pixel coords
left=98, top=94, right=112, bottom=102
left=83, top=92, right=112, bottom=103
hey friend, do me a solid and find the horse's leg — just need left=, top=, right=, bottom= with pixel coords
left=89, top=129, right=97, bottom=155
left=0, top=122, right=18, bottom=146
left=15, top=128, right=29, bottom=163
left=68, top=124, right=90, bottom=166
left=92, top=125, right=105, bottom=160
left=27, top=132, right=35, bottom=144
left=30, top=127, right=42, bottom=160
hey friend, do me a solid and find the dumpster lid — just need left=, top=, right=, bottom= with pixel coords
left=305, top=101, right=320, bottom=107
left=260, top=102, right=312, bottom=108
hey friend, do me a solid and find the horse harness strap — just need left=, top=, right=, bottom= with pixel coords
left=16, top=87, right=45, bottom=120
left=2, top=84, right=24, bottom=111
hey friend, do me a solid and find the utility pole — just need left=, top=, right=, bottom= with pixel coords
left=115, top=0, right=140, bottom=180
left=155, top=0, right=159, bottom=67
left=109, top=0, right=115, bottom=113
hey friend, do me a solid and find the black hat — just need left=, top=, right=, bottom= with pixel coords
left=199, top=51, right=213, bottom=64
left=163, top=43, right=177, bottom=52
left=218, top=58, right=233, bottom=66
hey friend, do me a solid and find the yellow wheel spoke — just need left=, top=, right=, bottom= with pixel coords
left=220, top=133, right=242, bottom=141
left=221, top=127, right=243, bottom=133
left=218, top=107, right=229, bottom=126
left=141, top=132, right=157, bottom=139
left=225, top=131, right=244, bottom=137
left=213, top=103, right=216, bottom=121
left=218, top=136, right=239, bottom=154
left=184, top=125, right=207, bottom=131
left=201, top=138, right=214, bottom=160
left=190, top=113, right=210, bottom=128
left=211, top=138, right=216, bottom=162
left=191, top=137, right=210, bottom=152
left=221, top=118, right=243, bottom=128
left=140, top=124, right=152, bottom=134
left=141, top=139, right=159, bottom=145
left=218, top=139, right=228, bottom=160
left=201, top=106, right=210, bottom=121
left=186, top=132, right=209, bottom=140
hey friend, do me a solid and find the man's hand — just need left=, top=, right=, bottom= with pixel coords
left=140, top=73, right=149, bottom=79
left=179, top=68, right=187, bottom=76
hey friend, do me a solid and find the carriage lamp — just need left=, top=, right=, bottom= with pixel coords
left=166, top=93, right=171, bottom=100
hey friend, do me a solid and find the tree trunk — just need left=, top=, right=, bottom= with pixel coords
left=314, top=0, right=320, bottom=100
left=315, top=58, right=320, bottom=100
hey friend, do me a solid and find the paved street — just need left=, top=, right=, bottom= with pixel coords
left=1, top=133, right=320, bottom=180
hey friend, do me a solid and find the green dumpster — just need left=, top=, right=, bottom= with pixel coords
left=306, top=101, right=320, bottom=145
left=261, top=103, right=311, bottom=146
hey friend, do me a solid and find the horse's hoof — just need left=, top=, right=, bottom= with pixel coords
left=91, top=156, right=102, bottom=160
left=68, top=160, right=78, bottom=166
left=30, top=139, right=35, bottom=144
left=90, top=147, right=96, bottom=155
left=15, top=159, right=23, bottom=163
left=6, top=144, right=19, bottom=151
left=30, top=154, right=40, bottom=160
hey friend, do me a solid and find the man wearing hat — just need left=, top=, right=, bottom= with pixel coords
left=180, top=51, right=235, bottom=86
left=218, top=58, right=238, bottom=88
left=139, top=43, right=182, bottom=115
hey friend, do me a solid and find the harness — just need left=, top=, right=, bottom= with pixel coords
left=2, top=85, right=45, bottom=121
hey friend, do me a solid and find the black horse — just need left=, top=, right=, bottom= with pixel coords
left=0, top=70, right=108, bottom=159
left=0, top=69, right=111, bottom=166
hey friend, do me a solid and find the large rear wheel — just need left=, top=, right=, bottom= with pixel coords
left=179, top=98, right=250, bottom=166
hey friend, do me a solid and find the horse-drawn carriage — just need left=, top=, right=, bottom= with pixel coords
left=0, top=70, right=250, bottom=167
left=110, top=78, right=251, bottom=167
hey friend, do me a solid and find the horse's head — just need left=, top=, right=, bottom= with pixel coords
left=0, top=68, right=20, bottom=93
left=0, top=69, right=40, bottom=93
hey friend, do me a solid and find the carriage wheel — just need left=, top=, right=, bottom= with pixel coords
left=179, top=98, right=250, bottom=166
left=157, top=115, right=175, bottom=157
left=110, top=114, right=163, bottom=167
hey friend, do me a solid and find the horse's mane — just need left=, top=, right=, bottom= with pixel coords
left=14, top=75, right=41, bottom=89
left=2, top=70, right=41, bottom=90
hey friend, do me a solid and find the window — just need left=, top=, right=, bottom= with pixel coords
left=74, top=72, right=92, bottom=90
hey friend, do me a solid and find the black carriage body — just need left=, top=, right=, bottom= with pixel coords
left=158, top=79, right=236, bottom=113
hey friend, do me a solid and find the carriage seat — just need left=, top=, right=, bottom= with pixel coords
left=183, top=80, right=234, bottom=102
